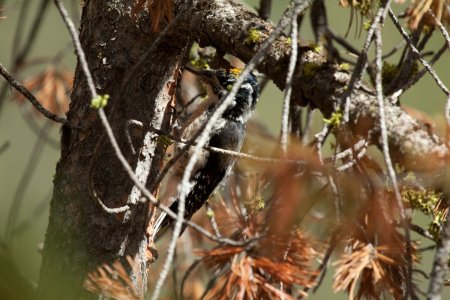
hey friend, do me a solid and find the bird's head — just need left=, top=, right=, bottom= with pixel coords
left=185, top=66, right=259, bottom=123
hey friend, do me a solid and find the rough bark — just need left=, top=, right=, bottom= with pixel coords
left=38, top=0, right=188, bottom=298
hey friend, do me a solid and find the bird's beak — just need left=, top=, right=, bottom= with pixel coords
left=185, top=66, right=220, bottom=88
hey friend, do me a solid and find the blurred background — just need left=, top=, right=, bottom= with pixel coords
left=0, top=0, right=449, bottom=298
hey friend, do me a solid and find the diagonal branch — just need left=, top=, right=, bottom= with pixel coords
left=0, top=63, right=68, bottom=124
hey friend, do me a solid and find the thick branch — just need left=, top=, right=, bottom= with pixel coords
left=183, top=0, right=448, bottom=167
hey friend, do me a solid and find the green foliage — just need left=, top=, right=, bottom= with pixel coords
left=90, top=94, right=109, bottom=109
left=243, top=194, right=265, bottom=215
left=156, top=135, right=173, bottom=149
left=402, top=187, right=442, bottom=215
left=308, top=42, right=323, bottom=54
left=339, top=63, right=351, bottom=72
left=206, top=209, right=214, bottom=218
left=428, top=212, right=445, bottom=241
left=190, top=57, right=210, bottom=70
left=323, top=110, right=343, bottom=127
left=362, top=20, right=372, bottom=31
left=302, top=62, right=321, bottom=78
left=245, top=28, right=263, bottom=45
left=401, top=180, right=445, bottom=241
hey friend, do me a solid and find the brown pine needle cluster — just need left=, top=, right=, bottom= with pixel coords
left=333, top=239, right=414, bottom=300
left=132, top=0, right=174, bottom=32
left=332, top=189, right=419, bottom=300
left=197, top=229, right=320, bottom=300
left=13, top=66, right=72, bottom=116
left=406, top=0, right=450, bottom=29
left=84, top=257, right=141, bottom=300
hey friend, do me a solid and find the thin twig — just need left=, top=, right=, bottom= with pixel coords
left=397, top=42, right=448, bottom=97
left=428, top=10, right=450, bottom=127
left=375, top=26, right=413, bottom=298
left=430, top=12, right=450, bottom=48
left=301, top=107, right=313, bottom=145
left=329, top=174, right=341, bottom=221
left=126, top=119, right=367, bottom=175
left=388, top=9, right=449, bottom=97
left=342, top=0, right=394, bottom=122
left=180, top=258, right=204, bottom=300
left=446, top=94, right=450, bottom=128
left=0, top=63, right=68, bottom=124
left=418, top=245, right=436, bottom=252
left=382, top=40, right=406, bottom=59
left=327, top=28, right=361, bottom=57
left=312, top=120, right=343, bottom=222
left=205, top=202, right=221, bottom=237
left=335, top=140, right=368, bottom=172
left=290, top=104, right=302, bottom=138
left=171, top=249, right=179, bottom=300
left=301, top=233, right=337, bottom=297
left=310, top=0, right=335, bottom=61
left=410, top=223, right=435, bottom=241
left=256, top=0, right=273, bottom=93
left=417, top=28, right=434, bottom=52
left=280, top=9, right=299, bottom=155
left=314, top=123, right=331, bottom=163
left=258, top=0, right=272, bottom=20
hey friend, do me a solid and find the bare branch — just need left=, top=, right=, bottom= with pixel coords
left=388, top=9, right=449, bottom=97
left=375, top=26, right=413, bottom=298
left=0, top=63, right=68, bottom=124
left=342, top=0, right=394, bottom=122
left=258, top=0, right=272, bottom=20
left=280, top=9, right=299, bottom=155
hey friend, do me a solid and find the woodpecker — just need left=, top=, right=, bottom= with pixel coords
left=153, top=67, right=259, bottom=240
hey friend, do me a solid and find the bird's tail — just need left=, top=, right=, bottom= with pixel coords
left=152, top=200, right=188, bottom=242
left=152, top=211, right=169, bottom=242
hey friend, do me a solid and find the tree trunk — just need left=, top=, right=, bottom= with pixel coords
left=38, top=0, right=188, bottom=298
